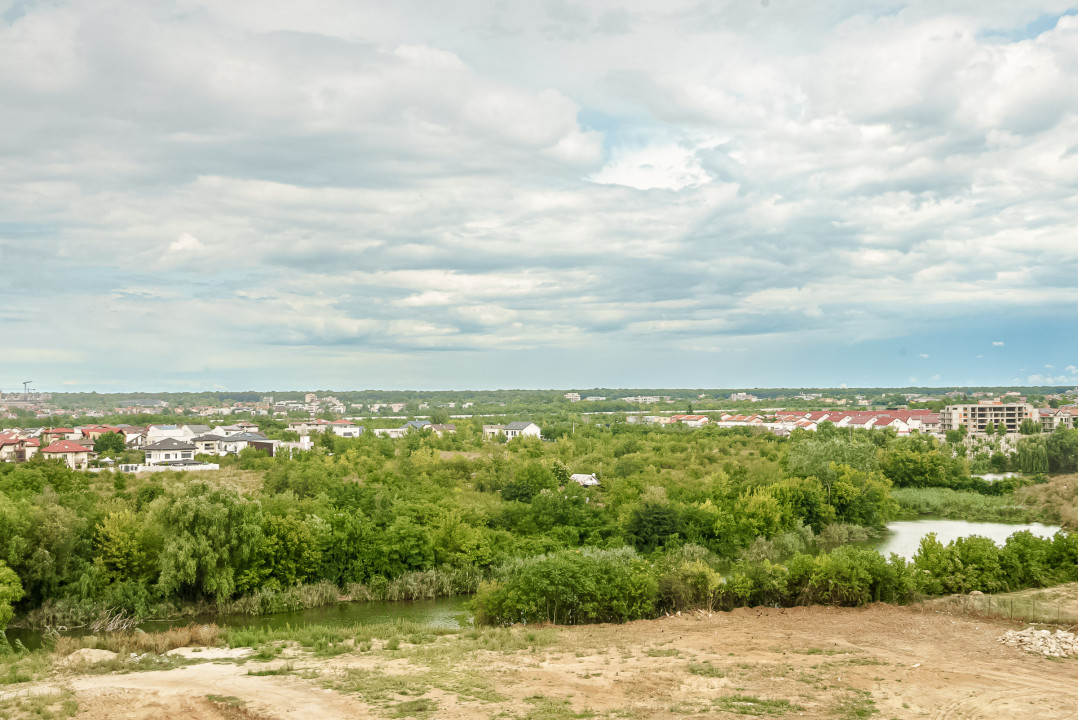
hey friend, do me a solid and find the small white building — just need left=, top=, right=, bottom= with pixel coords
left=570, top=473, right=600, bottom=487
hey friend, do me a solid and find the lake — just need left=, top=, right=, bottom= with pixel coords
left=872, top=518, right=1063, bottom=560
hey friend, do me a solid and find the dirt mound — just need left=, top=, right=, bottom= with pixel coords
left=62, top=648, right=119, bottom=666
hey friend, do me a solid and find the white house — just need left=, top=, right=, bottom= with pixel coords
left=487, top=421, right=541, bottom=440
left=329, top=420, right=365, bottom=438
left=143, top=438, right=197, bottom=465
left=146, top=424, right=203, bottom=443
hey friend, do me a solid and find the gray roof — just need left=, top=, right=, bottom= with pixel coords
left=505, top=421, right=537, bottom=431
left=184, top=425, right=212, bottom=433
left=191, top=434, right=226, bottom=442
left=223, top=433, right=272, bottom=443
left=144, top=438, right=196, bottom=451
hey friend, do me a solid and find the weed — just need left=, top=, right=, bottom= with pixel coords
left=831, top=690, right=878, bottom=719
left=713, top=694, right=803, bottom=716
left=687, top=661, right=725, bottom=677
left=389, top=697, right=438, bottom=718
left=644, top=648, right=679, bottom=657
left=0, top=688, right=77, bottom=719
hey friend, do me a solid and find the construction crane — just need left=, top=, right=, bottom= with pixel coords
left=22, top=380, right=32, bottom=394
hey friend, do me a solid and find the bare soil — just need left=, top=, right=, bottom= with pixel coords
left=9, top=604, right=1078, bottom=720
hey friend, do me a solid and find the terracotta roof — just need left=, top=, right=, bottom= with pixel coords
left=42, top=440, right=91, bottom=454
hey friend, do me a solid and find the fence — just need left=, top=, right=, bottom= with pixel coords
left=919, top=592, right=1078, bottom=626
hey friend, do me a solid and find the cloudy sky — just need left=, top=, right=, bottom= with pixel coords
left=1, top=0, right=1077, bottom=392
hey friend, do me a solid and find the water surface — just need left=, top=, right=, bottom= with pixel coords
left=7, top=596, right=469, bottom=651
left=872, top=519, right=1062, bottom=560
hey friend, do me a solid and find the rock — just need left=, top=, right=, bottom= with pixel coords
left=63, top=648, right=119, bottom=666
left=998, top=627, right=1078, bottom=658
left=969, top=590, right=984, bottom=596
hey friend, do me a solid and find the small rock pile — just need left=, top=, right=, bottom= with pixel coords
left=998, top=627, right=1078, bottom=658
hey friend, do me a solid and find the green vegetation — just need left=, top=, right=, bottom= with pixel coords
left=891, top=487, right=1044, bottom=523
left=713, top=694, right=803, bottom=716
left=1, top=415, right=1075, bottom=631
left=0, top=688, right=77, bottom=720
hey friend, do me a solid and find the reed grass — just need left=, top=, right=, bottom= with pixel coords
left=891, top=487, right=1044, bottom=523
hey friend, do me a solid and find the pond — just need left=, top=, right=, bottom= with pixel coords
left=871, top=518, right=1062, bottom=560
left=7, top=596, right=470, bottom=652
left=973, top=472, right=1021, bottom=482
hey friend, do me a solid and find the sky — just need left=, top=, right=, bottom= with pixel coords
left=1, top=0, right=1077, bottom=392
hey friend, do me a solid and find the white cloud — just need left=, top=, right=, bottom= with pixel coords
left=169, top=233, right=205, bottom=253
left=993, top=341, right=1006, bottom=347
left=589, top=143, right=713, bottom=191
left=919, top=353, right=930, bottom=359
left=2, top=1, right=1078, bottom=388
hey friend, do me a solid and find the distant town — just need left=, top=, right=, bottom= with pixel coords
left=1, top=385, right=1075, bottom=472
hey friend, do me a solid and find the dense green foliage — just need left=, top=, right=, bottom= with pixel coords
left=1, top=416, right=1074, bottom=628
left=0, top=561, right=23, bottom=637
left=472, top=529, right=1078, bottom=626
left=911, top=530, right=1078, bottom=595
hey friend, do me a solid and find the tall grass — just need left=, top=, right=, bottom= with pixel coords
left=51, top=623, right=220, bottom=656
left=346, top=567, right=484, bottom=603
left=217, top=567, right=484, bottom=616
left=892, top=487, right=1044, bottom=523
left=217, top=580, right=342, bottom=616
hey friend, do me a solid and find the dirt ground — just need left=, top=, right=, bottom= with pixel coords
left=6, top=604, right=1078, bottom=720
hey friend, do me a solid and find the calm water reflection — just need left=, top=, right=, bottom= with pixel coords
left=8, top=596, right=470, bottom=651
left=873, top=519, right=1062, bottom=560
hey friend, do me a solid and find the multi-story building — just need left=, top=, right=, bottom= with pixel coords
left=1036, top=407, right=1078, bottom=432
left=938, top=400, right=1036, bottom=434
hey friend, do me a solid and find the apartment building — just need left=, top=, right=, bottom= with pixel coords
left=938, top=400, right=1036, bottom=434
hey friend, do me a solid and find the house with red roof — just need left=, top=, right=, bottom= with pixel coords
left=41, top=440, right=92, bottom=469
left=40, top=427, right=77, bottom=444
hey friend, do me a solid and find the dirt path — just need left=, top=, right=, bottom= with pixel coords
left=14, top=604, right=1078, bottom=719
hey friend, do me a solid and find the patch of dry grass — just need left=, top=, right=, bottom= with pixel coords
left=53, top=624, right=220, bottom=657
left=1016, top=473, right=1078, bottom=529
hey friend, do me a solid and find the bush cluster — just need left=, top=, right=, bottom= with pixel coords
left=472, top=529, right=1078, bottom=626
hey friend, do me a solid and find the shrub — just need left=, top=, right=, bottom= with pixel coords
left=472, top=547, right=657, bottom=625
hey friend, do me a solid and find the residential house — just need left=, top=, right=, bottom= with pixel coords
left=430, top=424, right=456, bottom=437
left=219, top=433, right=278, bottom=456
left=144, top=438, right=197, bottom=465
left=671, top=414, right=710, bottom=428
left=40, top=427, right=77, bottom=444
left=41, top=440, right=92, bottom=469
left=329, top=420, right=365, bottom=438
left=119, top=427, right=148, bottom=447
left=504, top=421, right=541, bottom=440
left=80, top=425, right=123, bottom=441
left=0, top=432, right=23, bottom=462
left=372, top=421, right=424, bottom=439
left=191, top=434, right=226, bottom=454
